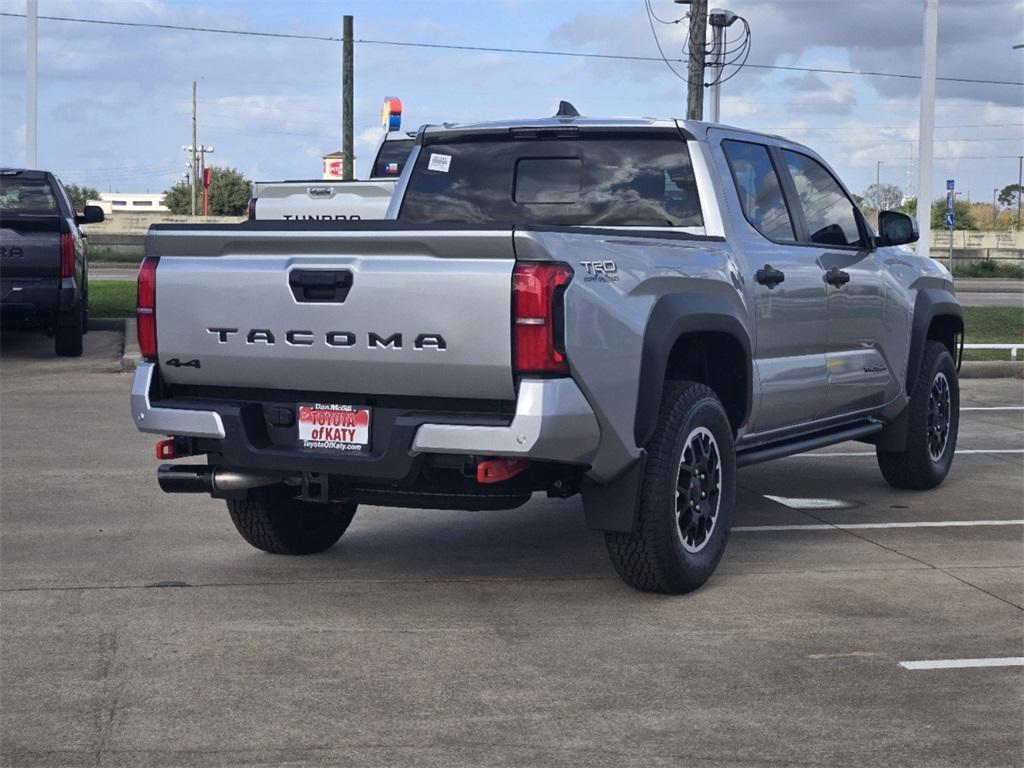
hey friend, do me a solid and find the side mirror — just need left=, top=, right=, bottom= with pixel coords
left=876, top=210, right=917, bottom=247
left=76, top=205, right=104, bottom=225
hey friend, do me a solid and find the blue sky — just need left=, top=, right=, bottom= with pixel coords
left=1, top=0, right=1021, bottom=204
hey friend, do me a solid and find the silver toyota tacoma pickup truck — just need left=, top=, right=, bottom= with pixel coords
left=131, top=104, right=963, bottom=594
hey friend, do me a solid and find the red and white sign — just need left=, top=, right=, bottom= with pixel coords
left=298, top=403, right=370, bottom=453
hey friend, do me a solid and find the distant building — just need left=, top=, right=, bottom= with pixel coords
left=87, top=192, right=169, bottom=214
left=322, top=151, right=347, bottom=180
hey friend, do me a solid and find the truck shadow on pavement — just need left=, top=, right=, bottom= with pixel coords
left=0, top=327, right=123, bottom=370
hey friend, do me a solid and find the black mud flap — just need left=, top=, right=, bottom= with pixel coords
left=580, top=456, right=646, bottom=533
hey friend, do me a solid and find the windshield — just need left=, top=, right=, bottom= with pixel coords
left=371, top=139, right=415, bottom=178
left=398, top=129, right=703, bottom=227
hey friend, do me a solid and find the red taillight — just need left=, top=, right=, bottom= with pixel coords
left=59, top=232, right=74, bottom=278
left=512, top=262, right=572, bottom=374
left=247, top=197, right=257, bottom=220
left=137, top=256, right=159, bottom=360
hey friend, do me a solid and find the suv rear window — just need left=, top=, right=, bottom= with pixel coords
left=0, top=177, right=58, bottom=213
left=399, top=129, right=703, bottom=227
left=371, top=139, right=415, bottom=178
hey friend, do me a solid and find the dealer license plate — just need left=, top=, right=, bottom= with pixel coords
left=297, top=403, right=371, bottom=454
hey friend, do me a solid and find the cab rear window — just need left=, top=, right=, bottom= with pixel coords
left=0, top=177, right=58, bottom=213
left=399, top=129, right=703, bottom=227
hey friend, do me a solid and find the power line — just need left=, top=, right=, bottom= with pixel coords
left=2, top=11, right=1022, bottom=87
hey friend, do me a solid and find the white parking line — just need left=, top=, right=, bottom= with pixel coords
left=961, top=406, right=1024, bottom=411
left=793, top=449, right=1024, bottom=457
left=898, top=657, right=1024, bottom=671
left=764, top=495, right=851, bottom=509
left=733, top=520, right=1024, bottom=532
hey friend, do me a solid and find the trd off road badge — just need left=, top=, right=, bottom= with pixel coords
left=579, top=260, right=619, bottom=283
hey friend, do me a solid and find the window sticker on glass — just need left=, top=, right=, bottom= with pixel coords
left=427, top=153, right=452, bottom=173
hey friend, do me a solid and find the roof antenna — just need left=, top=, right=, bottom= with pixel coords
left=555, top=100, right=580, bottom=118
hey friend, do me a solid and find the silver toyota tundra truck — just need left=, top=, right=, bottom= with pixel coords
left=131, top=103, right=963, bottom=594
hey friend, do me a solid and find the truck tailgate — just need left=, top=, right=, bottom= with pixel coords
left=0, top=215, right=61, bottom=280
left=150, top=226, right=516, bottom=400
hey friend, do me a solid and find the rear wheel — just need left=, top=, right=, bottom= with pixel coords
left=877, top=340, right=959, bottom=490
left=605, top=381, right=735, bottom=594
left=54, top=301, right=84, bottom=357
left=227, top=484, right=357, bottom=554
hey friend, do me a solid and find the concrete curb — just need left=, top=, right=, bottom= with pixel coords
left=954, top=278, right=1023, bottom=294
left=121, top=318, right=141, bottom=372
left=86, top=317, right=124, bottom=332
left=960, top=361, right=1024, bottom=379
left=90, top=262, right=141, bottom=271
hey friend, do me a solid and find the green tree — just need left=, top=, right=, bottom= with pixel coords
left=63, top=183, right=99, bottom=212
left=162, top=166, right=252, bottom=216
left=997, top=183, right=1021, bottom=209
left=929, top=198, right=976, bottom=230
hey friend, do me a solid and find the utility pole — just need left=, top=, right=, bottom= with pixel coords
left=1017, top=155, right=1022, bottom=231
left=25, top=0, right=37, bottom=167
left=342, top=15, right=354, bottom=180
left=876, top=161, right=882, bottom=189
left=916, top=0, right=939, bottom=257
left=684, top=0, right=708, bottom=120
left=191, top=80, right=198, bottom=216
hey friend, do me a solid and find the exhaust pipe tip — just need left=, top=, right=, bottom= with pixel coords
left=157, top=464, right=214, bottom=494
left=156, top=464, right=299, bottom=494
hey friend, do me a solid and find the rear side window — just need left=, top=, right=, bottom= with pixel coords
left=781, top=150, right=864, bottom=248
left=399, top=130, right=703, bottom=227
left=0, top=177, right=58, bottom=213
left=722, top=140, right=795, bottom=242
left=371, top=139, right=415, bottom=178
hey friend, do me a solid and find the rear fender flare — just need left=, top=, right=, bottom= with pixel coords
left=633, top=293, right=753, bottom=447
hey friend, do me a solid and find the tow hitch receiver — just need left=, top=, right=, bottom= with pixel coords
left=477, top=458, right=528, bottom=484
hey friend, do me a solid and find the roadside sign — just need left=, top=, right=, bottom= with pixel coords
left=946, top=179, right=955, bottom=191
left=945, top=212, right=955, bottom=229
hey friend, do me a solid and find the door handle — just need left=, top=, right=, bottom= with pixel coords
left=823, top=266, right=851, bottom=288
left=755, top=264, right=785, bottom=288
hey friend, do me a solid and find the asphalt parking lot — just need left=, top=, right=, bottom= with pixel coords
left=1, top=329, right=1022, bottom=768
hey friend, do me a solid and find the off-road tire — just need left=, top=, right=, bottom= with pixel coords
left=54, top=301, right=84, bottom=357
left=605, top=381, right=735, bottom=594
left=877, top=341, right=959, bottom=490
left=227, top=484, right=357, bottom=555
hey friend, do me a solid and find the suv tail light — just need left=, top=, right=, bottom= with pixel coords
left=512, top=262, right=572, bottom=374
left=137, top=256, right=159, bottom=360
left=59, top=233, right=74, bottom=278
left=247, top=197, right=257, bottom=220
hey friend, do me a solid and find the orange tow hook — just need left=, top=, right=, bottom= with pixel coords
left=476, top=458, right=528, bottom=484
left=155, top=438, right=178, bottom=460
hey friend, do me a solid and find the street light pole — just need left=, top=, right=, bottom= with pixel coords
left=993, top=188, right=999, bottom=229
left=25, top=0, right=37, bottom=167
left=916, top=0, right=939, bottom=257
